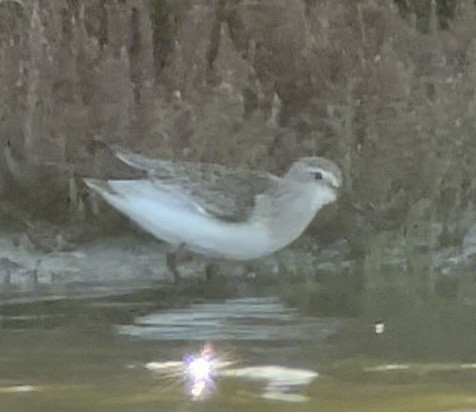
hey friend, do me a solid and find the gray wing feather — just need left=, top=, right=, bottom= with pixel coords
left=113, top=147, right=280, bottom=222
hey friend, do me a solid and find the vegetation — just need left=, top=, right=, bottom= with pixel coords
left=1, top=0, right=476, bottom=354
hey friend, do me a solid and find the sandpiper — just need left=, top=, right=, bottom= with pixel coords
left=85, top=147, right=342, bottom=282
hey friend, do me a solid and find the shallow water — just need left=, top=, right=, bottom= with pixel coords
left=1, top=288, right=476, bottom=412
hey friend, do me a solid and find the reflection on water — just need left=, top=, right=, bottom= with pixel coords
left=117, top=297, right=340, bottom=341
left=1, top=288, right=476, bottom=411
left=121, top=297, right=325, bottom=402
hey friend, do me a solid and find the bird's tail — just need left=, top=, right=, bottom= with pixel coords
left=83, top=178, right=118, bottom=196
left=110, top=145, right=170, bottom=172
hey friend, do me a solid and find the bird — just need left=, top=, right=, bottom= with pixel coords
left=84, top=147, right=342, bottom=282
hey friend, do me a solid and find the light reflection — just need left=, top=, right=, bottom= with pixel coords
left=146, top=341, right=319, bottom=402
left=183, top=343, right=217, bottom=400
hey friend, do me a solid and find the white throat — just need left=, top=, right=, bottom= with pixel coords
left=264, top=182, right=336, bottom=253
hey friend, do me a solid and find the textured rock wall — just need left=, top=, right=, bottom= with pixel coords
left=1, top=0, right=476, bottom=268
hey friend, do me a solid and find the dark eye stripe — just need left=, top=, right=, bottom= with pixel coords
left=313, top=171, right=323, bottom=180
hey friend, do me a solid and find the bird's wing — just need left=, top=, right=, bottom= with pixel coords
left=113, top=147, right=280, bottom=222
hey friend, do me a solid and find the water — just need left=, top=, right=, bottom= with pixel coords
left=1, top=288, right=476, bottom=412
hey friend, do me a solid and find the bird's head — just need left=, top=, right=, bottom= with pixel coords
left=285, top=156, right=342, bottom=208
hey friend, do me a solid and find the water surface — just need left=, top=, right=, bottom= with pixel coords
left=1, top=288, right=475, bottom=412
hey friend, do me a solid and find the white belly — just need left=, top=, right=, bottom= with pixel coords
left=98, top=180, right=273, bottom=260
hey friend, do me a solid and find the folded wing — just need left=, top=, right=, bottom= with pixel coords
left=113, top=147, right=280, bottom=223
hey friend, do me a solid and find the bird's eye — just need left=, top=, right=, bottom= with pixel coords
left=313, top=171, right=323, bottom=180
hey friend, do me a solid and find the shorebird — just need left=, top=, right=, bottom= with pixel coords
left=84, top=147, right=342, bottom=282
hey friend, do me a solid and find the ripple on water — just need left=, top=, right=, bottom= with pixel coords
left=117, top=296, right=342, bottom=341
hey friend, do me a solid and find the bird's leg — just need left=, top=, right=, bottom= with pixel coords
left=243, top=262, right=257, bottom=280
left=32, top=259, right=41, bottom=286
left=166, top=252, right=181, bottom=284
left=166, top=244, right=186, bottom=284
left=204, top=261, right=219, bottom=282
